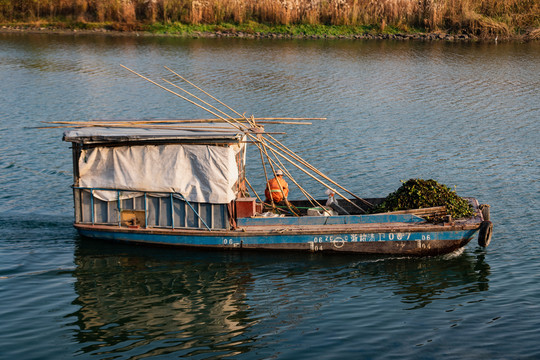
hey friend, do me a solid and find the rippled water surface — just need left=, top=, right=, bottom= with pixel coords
left=1, top=33, right=539, bottom=359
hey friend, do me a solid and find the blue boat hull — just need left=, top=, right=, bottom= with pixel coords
left=75, top=224, right=480, bottom=256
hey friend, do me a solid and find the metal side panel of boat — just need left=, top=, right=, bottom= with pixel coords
left=75, top=224, right=480, bottom=256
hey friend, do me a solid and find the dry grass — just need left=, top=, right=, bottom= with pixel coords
left=525, top=27, right=540, bottom=40
left=1, top=0, right=538, bottom=36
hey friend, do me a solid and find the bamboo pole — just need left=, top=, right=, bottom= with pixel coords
left=73, top=123, right=243, bottom=130
left=258, top=136, right=299, bottom=216
left=245, top=178, right=264, bottom=204
left=250, top=117, right=326, bottom=121
left=120, top=65, right=238, bottom=125
left=258, top=141, right=275, bottom=210
left=80, top=117, right=326, bottom=123
left=248, top=130, right=321, bottom=213
left=238, top=122, right=310, bottom=214
left=245, top=123, right=364, bottom=213
left=248, top=128, right=368, bottom=213
left=163, top=70, right=368, bottom=209
left=162, top=78, right=237, bottom=122
left=265, top=145, right=367, bottom=213
left=121, top=66, right=271, bottom=139
left=166, top=66, right=260, bottom=131
left=162, top=77, right=258, bottom=131
left=252, top=124, right=319, bottom=208
left=247, top=114, right=258, bottom=129
left=164, top=66, right=248, bottom=120
left=172, top=74, right=368, bottom=208
left=271, top=156, right=318, bottom=209
left=120, top=67, right=273, bottom=156
left=263, top=134, right=373, bottom=208
left=251, top=120, right=312, bottom=125
left=164, top=67, right=326, bottom=131
left=45, top=118, right=322, bottom=127
left=120, top=65, right=365, bottom=212
left=128, top=68, right=294, bottom=214
left=34, top=123, right=286, bottom=134
left=266, top=143, right=323, bottom=210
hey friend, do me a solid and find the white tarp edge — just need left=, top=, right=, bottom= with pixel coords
left=79, top=143, right=242, bottom=204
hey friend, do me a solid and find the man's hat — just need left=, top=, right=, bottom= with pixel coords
left=275, top=169, right=284, bottom=176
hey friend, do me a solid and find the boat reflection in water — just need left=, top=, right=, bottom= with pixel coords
left=378, top=249, right=491, bottom=310
left=68, top=238, right=490, bottom=358
left=69, top=238, right=256, bottom=358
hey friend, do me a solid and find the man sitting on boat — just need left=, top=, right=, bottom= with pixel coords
left=265, top=169, right=289, bottom=204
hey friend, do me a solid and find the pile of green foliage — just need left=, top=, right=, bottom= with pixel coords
left=372, top=179, right=474, bottom=219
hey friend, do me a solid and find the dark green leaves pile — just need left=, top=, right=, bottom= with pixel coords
left=373, top=179, right=474, bottom=219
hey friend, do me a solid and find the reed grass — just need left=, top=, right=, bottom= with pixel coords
left=1, top=0, right=538, bottom=38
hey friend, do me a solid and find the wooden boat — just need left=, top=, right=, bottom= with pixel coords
left=58, top=65, right=492, bottom=256
left=63, top=124, right=492, bottom=256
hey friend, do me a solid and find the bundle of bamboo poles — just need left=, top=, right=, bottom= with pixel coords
left=44, top=118, right=324, bottom=127
left=44, top=65, right=372, bottom=214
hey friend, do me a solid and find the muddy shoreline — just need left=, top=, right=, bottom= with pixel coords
left=2, top=25, right=535, bottom=42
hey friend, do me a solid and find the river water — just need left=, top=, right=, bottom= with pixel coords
left=0, top=33, right=539, bottom=359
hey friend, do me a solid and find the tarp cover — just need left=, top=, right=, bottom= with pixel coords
left=64, top=125, right=243, bottom=144
left=79, top=144, right=242, bottom=204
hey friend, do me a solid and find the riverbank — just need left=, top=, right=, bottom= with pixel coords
left=2, top=0, right=538, bottom=42
left=2, top=22, right=539, bottom=42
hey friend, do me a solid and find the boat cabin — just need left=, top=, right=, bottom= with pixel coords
left=64, top=124, right=248, bottom=231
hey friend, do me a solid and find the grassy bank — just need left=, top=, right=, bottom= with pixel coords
left=1, top=0, right=539, bottom=40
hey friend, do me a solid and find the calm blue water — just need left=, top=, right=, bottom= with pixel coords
left=1, top=33, right=539, bottom=359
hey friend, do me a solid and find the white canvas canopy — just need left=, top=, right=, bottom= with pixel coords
left=64, top=126, right=246, bottom=204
